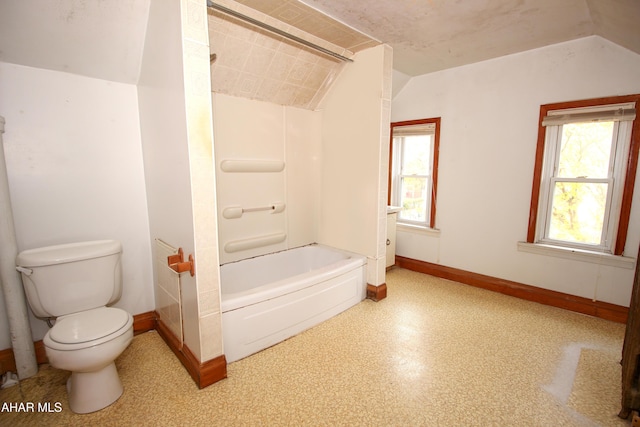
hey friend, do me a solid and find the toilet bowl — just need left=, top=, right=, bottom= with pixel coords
left=16, top=240, right=133, bottom=414
left=43, top=307, right=134, bottom=414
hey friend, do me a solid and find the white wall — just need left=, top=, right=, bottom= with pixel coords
left=212, top=93, right=321, bottom=264
left=138, top=0, right=223, bottom=363
left=137, top=0, right=195, bottom=350
left=320, top=45, right=392, bottom=287
left=0, top=62, right=154, bottom=348
left=391, top=36, right=640, bottom=306
left=137, top=0, right=193, bottom=268
left=285, top=106, right=322, bottom=248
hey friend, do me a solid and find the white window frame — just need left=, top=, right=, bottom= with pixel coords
left=535, top=102, right=635, bottom=253
left=390, top=121, right=437, bottom=229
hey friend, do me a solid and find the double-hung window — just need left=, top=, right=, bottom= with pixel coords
left=390, top=118, right=440, bottom=229
left=528, top=95, right=639, bottom=255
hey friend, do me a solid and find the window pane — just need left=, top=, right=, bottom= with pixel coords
left=548, top=182, right=608, bottom=245
left=402, top=135, right=431, bottom=175
left=399, top=176, right=427, bottom=222
left=557, top=122, right=614, bottom=179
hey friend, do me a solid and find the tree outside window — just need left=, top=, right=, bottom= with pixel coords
left=528, top=95, right=639, bottom=255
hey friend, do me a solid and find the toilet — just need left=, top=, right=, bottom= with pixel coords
left=16, top=239, right=133, bottom=414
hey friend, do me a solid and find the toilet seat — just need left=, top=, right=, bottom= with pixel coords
left=44, top=307, right=133, bottom=351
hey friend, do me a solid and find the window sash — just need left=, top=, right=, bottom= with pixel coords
left=536, top=115, right=633, bottom=253
left=392, top=135, right=433, bottom=227
left=398, top=174, right=431, bottom=225
left=539, top=179, right=613, bottom=250
left=527, top=95, right=640, bottom=256
left=390, top=118, right=441, bottom=230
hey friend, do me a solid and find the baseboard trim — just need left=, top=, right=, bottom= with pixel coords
left=133, top=311, right=157, bottom=335
left=154, top=314, right=227, bottom=389
left=395, top=256, right=629, bottom=324
left=0, top=341, right=47, bottom=375
left=0, top=309, right=229, bottom=387
left=0, top=348, right=12, bottom=375
left=1, top=310, right=159, bottom=376
left=367, top=283, right=387, bottom=301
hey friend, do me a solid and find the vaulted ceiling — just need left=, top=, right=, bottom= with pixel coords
left=0, top=0, right=150, bottom=84
left=297, top=0, right=640, bottom=76
left=0, top=0, right=638, bottom=84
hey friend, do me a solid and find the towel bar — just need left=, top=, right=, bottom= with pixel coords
left=223, top=203, right=285, bottom=219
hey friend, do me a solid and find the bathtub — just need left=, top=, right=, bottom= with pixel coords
left=220, top=244, right=367, bottom=363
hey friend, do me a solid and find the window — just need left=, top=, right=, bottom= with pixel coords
left=389, top=118, right=440, bottom=228
left=528, top=95, right=639, bottom=255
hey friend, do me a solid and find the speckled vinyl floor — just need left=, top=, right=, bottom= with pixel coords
left=0, top=268, right=630, bottom=426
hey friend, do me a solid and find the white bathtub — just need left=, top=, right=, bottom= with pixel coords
left=220, top=244, right=367, bottom=362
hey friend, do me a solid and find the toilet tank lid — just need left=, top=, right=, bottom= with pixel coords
left=16, top=240, right=122, bottom=267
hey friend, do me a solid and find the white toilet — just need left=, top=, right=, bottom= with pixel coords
left=16, top=239, right=133, bottom=414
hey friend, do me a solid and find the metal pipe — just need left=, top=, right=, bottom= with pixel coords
left=207, top=1, right=353, bottom=63
left=0, top=116, right=37, bottom=379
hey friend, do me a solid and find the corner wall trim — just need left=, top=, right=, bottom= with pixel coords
left=155, top=314, right=227, bottom=389
left=395, top=256, right=628, bottom=324
left=367, top=283, right=387, bottom=301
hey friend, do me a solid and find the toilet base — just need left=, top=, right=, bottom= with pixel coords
left=67, top=362, right=124, bottom=414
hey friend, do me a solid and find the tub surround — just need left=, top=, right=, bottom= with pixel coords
left=211, top=29, right=392, bottom=288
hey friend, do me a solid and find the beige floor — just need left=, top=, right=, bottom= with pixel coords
left=0, top=268, right=631, bottom=426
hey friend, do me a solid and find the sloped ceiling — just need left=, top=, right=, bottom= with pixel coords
left=207, top=0, right=379, bottom=109
left=300, top=0, right=640, bottom=76
left=0, top=0, right=150, bottom=84
left=0, top=0, right=638, bottom=84
left=232, top=0, right=379, bottom=54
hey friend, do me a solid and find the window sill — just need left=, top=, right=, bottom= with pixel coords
left=397, top=223, right=441, bottom=236
left=517, top=241, right=636, bottom=269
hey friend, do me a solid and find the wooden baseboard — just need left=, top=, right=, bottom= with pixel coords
left=0, top=350, right=11, bottom=375
left=396, top=256, right=629, bottom=324
left=133, top=311, right=157, bottom=335
left=1, top=310, right=190, bottom=376
left=367, top=283, right=387, bottom=301
left=1, top=310, right=228, bottom=388
left=155, top=315, right=227, bottom=389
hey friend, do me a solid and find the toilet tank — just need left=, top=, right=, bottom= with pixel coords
left=16, top=240, right=123, bottom=318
